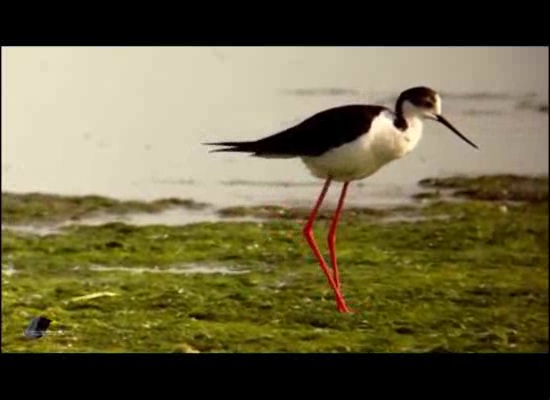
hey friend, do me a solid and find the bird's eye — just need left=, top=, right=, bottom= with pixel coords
left=423, top=100, right=434, bottom=108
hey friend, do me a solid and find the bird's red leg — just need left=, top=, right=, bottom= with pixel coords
left=327, top=181, right=350, bottom=290
left=303, top=178, right=350, bottom=313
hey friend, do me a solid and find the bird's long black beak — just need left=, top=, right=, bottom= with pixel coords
left=435, top=115, right=478, bottom=150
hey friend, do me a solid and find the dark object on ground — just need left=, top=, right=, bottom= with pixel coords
left=24, top=316, right=52, bottom=339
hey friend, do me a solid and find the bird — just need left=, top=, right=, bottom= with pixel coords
left=204, top=86, right=478, bottom=313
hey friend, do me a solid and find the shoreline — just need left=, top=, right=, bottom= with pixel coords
left=2, top=173, right=548, bottom=233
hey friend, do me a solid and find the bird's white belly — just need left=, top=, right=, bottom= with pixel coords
left=301, top=113, right=423, bottom=182
left=301, top=136, right=389, bottom=181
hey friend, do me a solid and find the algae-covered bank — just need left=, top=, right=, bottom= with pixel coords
left=1, top=175, right=548, bottom=353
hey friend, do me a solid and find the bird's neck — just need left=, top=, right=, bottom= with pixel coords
left=393, top=112, right=423, bottom=132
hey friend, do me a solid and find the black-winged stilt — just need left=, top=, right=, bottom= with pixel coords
left=205, top=86, right=478, bottom=313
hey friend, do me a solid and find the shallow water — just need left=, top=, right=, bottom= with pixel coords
left=2, top=48, right=548, bottom=212
left=0, top=203, right=266, bottom=234
left=3, top=94, right=547, bottom=211
left=88, top=263, right=250, bottom=275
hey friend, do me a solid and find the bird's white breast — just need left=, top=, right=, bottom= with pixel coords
left=301, top=111, right=423, bottom=182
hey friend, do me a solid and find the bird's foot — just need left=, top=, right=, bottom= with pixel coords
left=337, top=302, right=356, bottom=314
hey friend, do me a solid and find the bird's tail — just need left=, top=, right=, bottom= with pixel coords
left=203, top=134, right=300, bottom=159
left=203, top=141, right=258, bottom=154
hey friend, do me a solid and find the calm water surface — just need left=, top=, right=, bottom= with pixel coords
left=2, top=47, right=548, bottom=212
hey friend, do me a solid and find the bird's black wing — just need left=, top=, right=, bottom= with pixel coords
left=205, top=104, right=390, bottom=157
